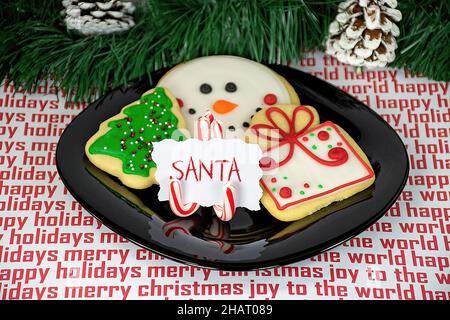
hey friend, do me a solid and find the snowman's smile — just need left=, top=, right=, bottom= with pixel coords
left=212, top=99, right=238, bottom=114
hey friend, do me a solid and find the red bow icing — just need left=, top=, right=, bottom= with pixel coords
left=252, top=106, right=315, bottom=168
left=252, top=106, right=349, bottom=169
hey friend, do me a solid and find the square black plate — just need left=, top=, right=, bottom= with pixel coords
left=56, top=65, right=409, bottom=270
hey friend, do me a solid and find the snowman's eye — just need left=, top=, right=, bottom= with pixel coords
left=200, top=83, right=212, bottom=94
left=225, top=82, right=237, bottom=93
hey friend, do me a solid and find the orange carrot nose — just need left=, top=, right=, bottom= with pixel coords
left=212, top=99, right=238, bottom=114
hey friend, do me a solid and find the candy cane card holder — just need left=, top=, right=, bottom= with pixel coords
left=152, top=112, right=263, bottom=221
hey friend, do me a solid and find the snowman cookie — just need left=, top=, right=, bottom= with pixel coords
left=248, top=104, right=375, bottom=222
left=157, top=55, right=300, bottom=138
left=85, top=87, right=186, bottom=189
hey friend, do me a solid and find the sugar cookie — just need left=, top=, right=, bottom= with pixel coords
left=249, top=104, right=375, bottom=222
left=85, top=87, right=186, bottom=189
left=157, top=55, right=300, bottom=138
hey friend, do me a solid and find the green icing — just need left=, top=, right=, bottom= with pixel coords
left=89, top=87, right=184, bottom=177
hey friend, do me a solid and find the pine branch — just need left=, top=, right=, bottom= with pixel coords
left=0, top=0, right=447, bottom=103
left=392, top=0, right=450, bottom=80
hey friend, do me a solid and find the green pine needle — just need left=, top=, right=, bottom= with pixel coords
left=0, top=0, right=448, bottom=102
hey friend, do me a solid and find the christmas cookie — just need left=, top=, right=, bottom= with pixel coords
left=85, top=87, right=186, bottom=189
left=157, top=55, right=300, bottom=138
left=249, top=104, right=375, bottom=222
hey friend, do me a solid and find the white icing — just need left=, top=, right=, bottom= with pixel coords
left=261, top=124, right=373, bottom=210
left=157, top=56, right=294, bottom=137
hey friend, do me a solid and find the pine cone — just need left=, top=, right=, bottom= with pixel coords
left=62, top=0, right=136, bottom=36
left=326, top=0, right=402, bottom=68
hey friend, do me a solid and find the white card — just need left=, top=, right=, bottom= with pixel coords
left=152, top=138, right=263, bottom=210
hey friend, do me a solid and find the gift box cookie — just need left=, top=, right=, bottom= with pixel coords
left=249, top=104, right=375, bottom=222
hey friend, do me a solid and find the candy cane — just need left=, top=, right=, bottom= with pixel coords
left=213, top=183, right=236, bottom=222
left=197, top=112, right=235, bottom=221
left=196, top=111, right=224, bottom=140
left=169, top=111, right=235, bottom=221
left=168, top=178, right=199, bottom=217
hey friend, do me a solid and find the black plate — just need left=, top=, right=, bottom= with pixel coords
left=56, top=65, right=409, bottom=270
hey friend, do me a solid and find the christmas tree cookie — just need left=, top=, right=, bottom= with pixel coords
left=85, top=87, right=186, bottom=189
left=248, top=104, right=375, bottom=222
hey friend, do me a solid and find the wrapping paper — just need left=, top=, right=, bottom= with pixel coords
left=0, top=52, right=448, bottom=300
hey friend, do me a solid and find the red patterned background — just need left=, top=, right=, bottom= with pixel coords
left=0, top=52, right=449, bottom=300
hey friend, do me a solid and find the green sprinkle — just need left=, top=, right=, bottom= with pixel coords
left=328, top=144, right=332, bottom=149
left=283, top=176, right=288, bottom=180
left=326, top=127, right=332, bottom=131
left=299, top=191, right=305, bottom=195
left=318, top=184, right=323, bottom=188
left=272, top=188, right=277, bottom=192
left=312, top=145, right=317, bottom=150
left=309, top=133, right=315, bottom=136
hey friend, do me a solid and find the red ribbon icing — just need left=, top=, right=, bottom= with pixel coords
left=251, top=106, right=349, bottom=168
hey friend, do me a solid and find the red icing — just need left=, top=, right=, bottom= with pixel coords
left=263, top=94, right=277, bottom=105
left=328, top=147, right=349, bottom=164
left=253, top=108, right=351, bottom=168
left=304, top=183, right=310, bottom=188
left=252, top=106, right=315, bottom=167
left=279, top=187, right=292, bottom=198
left=176, top=98, right=184, bottom=107
left=257, top=121, right=374, bottom=211
left=318, top=130, right=330, bottom=141
left=259, top=157, right=276, bottom=170
left=271, top=177, right=277, bottom=183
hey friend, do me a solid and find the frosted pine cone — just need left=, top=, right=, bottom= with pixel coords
left=62, top=0, right=136, bottom=36
left=326, top=0, right=402, bottom=68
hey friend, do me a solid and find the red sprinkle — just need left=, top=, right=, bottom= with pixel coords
left=279, top=187, right=292, bottom=198
left=130, top=132, right=135, bottom=137
left=328, top=147, right=348, bottom=162
left=318, top=130, right=330, bottom=141
left=302, top=137, right=309, bottom=142
left=271, top=177, right=277, bottom=183
left=304, top=183, right=310, bottom=188
left=116, top=124, right=122, bottom=128
left=259, top=157, right=276, bottom=170
left=177, top=98, right=184, bottom=107
left=263, top=93, right=277, bottom=105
